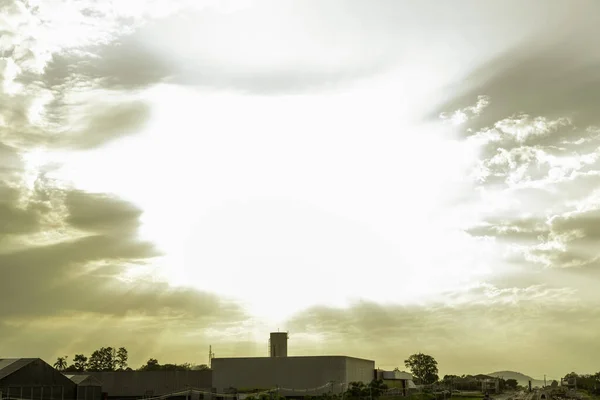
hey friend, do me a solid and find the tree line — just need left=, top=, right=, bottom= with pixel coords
left=52, top=348, right=600, bottom=396
left=239, top=379, right=390, bottom=400
left=53, top=347, right=209, bottom=372
left=400, top=352, right=600, bottom=396
left=563, top=372, right=600, bottom=395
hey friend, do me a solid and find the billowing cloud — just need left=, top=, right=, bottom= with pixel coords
left=0, top=172, right=251, bottom=363
left=0, top=0, right=251, bottom=366
left=430, top=26, right=600, bottom=134
left=434, top=31, right=600, bottom=304
left=284, top=286, right=599, bottom=376
left=3, top=0, right=600, bottom=375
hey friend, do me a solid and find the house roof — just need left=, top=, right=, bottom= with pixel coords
left=0, top=358, right=38, bottom=381
left=64, top=374, right=103, bottom=386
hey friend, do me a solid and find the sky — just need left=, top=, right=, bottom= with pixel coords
left=1, top=0, right=600, bottom=380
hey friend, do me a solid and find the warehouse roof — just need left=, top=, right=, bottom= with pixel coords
left=212, top=355, right=374, bottom=362
left=0, top=358, right=38, bottom=381
left=64, top=374, right=103, bottom=386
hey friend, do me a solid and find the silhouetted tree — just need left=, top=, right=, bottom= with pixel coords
left=369, top=379, right=389, bottom=398
left=138, top=359, right=195, bottom=371
left=139, top=358, right=160, bottom=371
left=53, top=357, right=67, bottom=371
left=88, top=347, right=117, bottom=371
left=404, top=353, right=439, bottom=385
left=345, top=380, right=387, bottom=399
left=505, top=379, right=518, bottom=390
left=116, top=347, right=128, bottom=370
left=346, top=382, right=367, bottom=398
left=73, top=354, right=88, bottom=371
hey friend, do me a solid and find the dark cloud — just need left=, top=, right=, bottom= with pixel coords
left=1, top=76, right=153, bottom=153
left=0, top=0, right=252, bottom=363
left=0, top=184, right=39, bottom=237
left=0, top=142, right=22, bottom=175
left=65, top=191, right=143, bottom=233
left=429, top=32, right=600, bottom=137
left=0, top=183, right=246, bottom=320
left=44, top=42, right=173, bottom=91
left=467, top=205, right=600, bottom=272
left=551, top=209, right=600, bottom=241
left=430, top=38, right=600, bottom=187
left=0, top=145, right=248, bottom=361
left=284, top=295, right=600, bottom=374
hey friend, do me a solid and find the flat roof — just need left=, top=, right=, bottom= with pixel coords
left=212, top=355, right=374, bottom=362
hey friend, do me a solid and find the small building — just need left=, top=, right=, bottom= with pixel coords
left=481, top=379, right=500, bottom=394
left=0, top=358, right=77, bottom=400
left=374, top=370, right=415, bottom=396
left=64, top=375, right=102, bottom=400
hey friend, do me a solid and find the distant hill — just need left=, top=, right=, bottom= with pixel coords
left=487, top=371, right=545, bottom=387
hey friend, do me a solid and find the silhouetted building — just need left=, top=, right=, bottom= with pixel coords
left=213, top=333, right=373, bottom=397
left=0, top=358, right=77, bottom=400
left=71, top=371, right=212, bottom=400
left=213, top=355, right=374, bottom=397
left=269, top=332, right=288, bottom=358
left=64, top=375, right=102, bottom=400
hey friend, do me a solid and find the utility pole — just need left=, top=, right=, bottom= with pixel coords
left=544, top=375, right=546, bottom=388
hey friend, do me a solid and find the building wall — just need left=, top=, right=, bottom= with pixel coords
left=76, top=386, right=102, bottom=400
left=213, top=356, right=372, bottom=396
left=344, top=358, right=375, bottom=386
left=78, top=371, right=212, bottom=398
left=0, top=360, right=77, bottom=400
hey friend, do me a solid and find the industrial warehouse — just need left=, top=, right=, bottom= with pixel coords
left=0, top=333, right=414, bottom=400
left=212, top=332, right=376, bottom=396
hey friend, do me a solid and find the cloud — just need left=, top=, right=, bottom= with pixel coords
left=0, top=0, right=252, bottom=365
left=0, top=176, right=245, bottom=319
left=43, top=41, right=173, bottom=91
left=0, top=176, right=250, bottom=362
left=0, top=0, right=157, bottom=152
left=429, top=30, right=600, bottom=135
left=55, top=100, right=152, bottom=150
left=0, top=184, right=39, bottom=237
left=284, top=287, right=599, bottom=375
left=455, top=103, right=600, bottom=272
left=42, top=6, right=397, bottom=95
left=430, top=26, right=600, bottom=321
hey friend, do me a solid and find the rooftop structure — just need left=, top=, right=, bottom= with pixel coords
left=269, top=332, right=289, bottom=358
left=213, top=333, right=374, bottom=397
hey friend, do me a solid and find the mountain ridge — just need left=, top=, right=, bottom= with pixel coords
left=487, top=371, right=545, bottom=386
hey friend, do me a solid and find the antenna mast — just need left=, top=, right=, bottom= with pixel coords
left=208, top=345, right=215, bottom=368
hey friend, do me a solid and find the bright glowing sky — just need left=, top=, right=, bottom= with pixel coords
left=1, top=0, right=600, bottom=380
